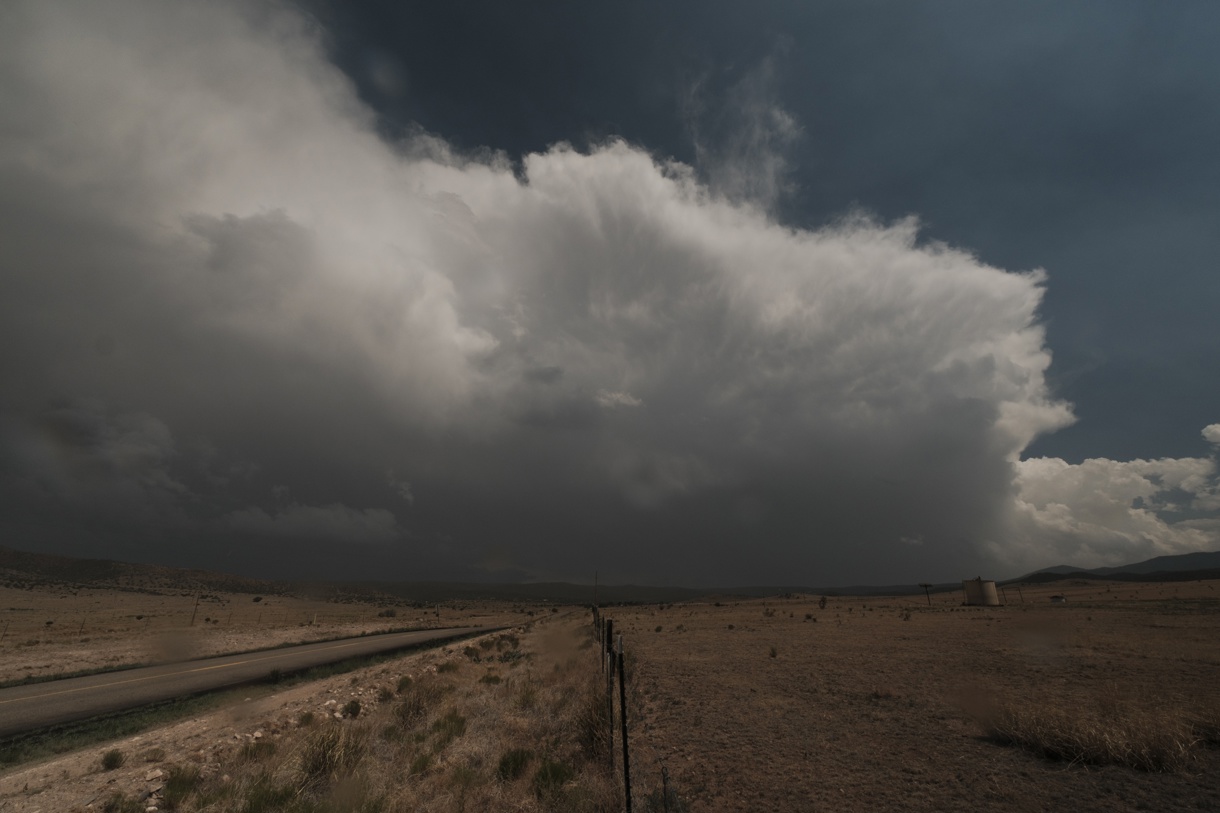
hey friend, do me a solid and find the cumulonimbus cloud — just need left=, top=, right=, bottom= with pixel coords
left=0, top=0, right=1214, bottom=582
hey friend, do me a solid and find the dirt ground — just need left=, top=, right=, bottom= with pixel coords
left=0, top=626, right=528, bottom=812
left=615, top=579, right=1220, bottom=813
left=2, top=578, right=1219, bottom=812
left=0, top=584, right=528, bottom=684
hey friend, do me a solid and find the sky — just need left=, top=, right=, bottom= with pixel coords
left=1, top=0, right=1218, bottom=587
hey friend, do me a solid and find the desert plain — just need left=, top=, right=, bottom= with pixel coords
left=0, top=574, right=1218, bottom=812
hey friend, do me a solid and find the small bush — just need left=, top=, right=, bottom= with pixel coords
left=431, top=710, right=467, bottom=749
left=396, top=675, right=413, bottom=693
left=655, top=625, right=662, bottom=633
left=102, top=792, right=141, bottom=813
left=141, top=747, right=165, bottom=763
left=241, top=774, right=296, bottom=813
left=437, top=661, right=459, bottom=674
left=532, top=760, right=575, bottom=800
left=101, top=748, right=125, bottom=770
left=377, top=608, right=397, bottom=618
left=239, top=740, right=277, bottom=762
left=300, top=724, right=368, bottom=788
left=396, top=678, right=448, bottom=728
left=984, top=701, right=1194, bottom=771
left=768, top=647, right=777, bottom=659
left=516, top=681, right=538, bottom=710
left=344, top=699, right=362, bottom=718
left=479, top=672, right=502, bottom=685
left=298, top=710, right=316, bottom=727
left=497, top=748, right=533, bottom=781
left=378, top=686, right=394, bottom=702
left=410, top=751, right=432, bottom=775
left=161, top=763, right=202, bottom=810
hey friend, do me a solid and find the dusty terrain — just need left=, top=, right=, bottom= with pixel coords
left=0, top=583, right=528, bottom=684
left=2, top=576, right=1219, bottom=812
left=615, top=578, right=1220, bottom=812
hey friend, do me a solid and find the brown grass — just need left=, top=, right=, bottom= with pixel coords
left=611, top=580, right=1220, bottom=812
left=131, top=618, right=619, bottom=812
left=983, top=696, right=1197, bottom=771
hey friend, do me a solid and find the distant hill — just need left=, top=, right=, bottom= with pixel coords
left=7, top=543, right=1217, bottom=603
left=0, top=546, right=285, bottom=596
left=1019, top=550, right=1220, bottom=584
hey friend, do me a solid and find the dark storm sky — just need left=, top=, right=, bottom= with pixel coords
left=1, top=0, right=1217, bottom=586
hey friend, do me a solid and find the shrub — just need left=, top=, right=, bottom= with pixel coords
left=300, top=725, right=368, bottom=788
left=396, top=675, right=413, bottom=693
left=378, top=686, right=394, bottom=702
left=239, top=740, right=277, bottom=762
left=768, top=647, right=777, bottom=658
left=984, top=701, right=1194, bottom=771
left=437, top=661, right=459, bottom=674
left=431, top=710, right=467, bottom=749
left=240, top=774, right=296, bottom=813
left=344, top=699, right=362, bottom=718
left=298, top=711, right=316, bottom=727
left=410, top=751, right=432, bottom=775
left=101, top=748, right=125, bottom=770
left=516, top=681, right=538, bottom=710
left=532, top=760, right=575, bottom=800
left=496, top=748, right=533, bottom=781
left=479, top=672, right=502, bottom=685
left=161, top=763, right=202, bottom=810
left=102, top=792, right=142, bottom=813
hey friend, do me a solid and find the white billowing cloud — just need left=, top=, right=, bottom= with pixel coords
left=595, top=391, right=643, bottom=409
left=386, top=470, right=416, bottom=506
left=224, top=503, right=401, bottom=545
left=997, top=447, right=1220, bottom=571
left=1, top=0, right=1214, bottom=581
left=1204, top=424, right=1220, bottom=445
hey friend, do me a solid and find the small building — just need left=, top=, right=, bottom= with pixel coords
left=962, top=577, right=1001, bottom=606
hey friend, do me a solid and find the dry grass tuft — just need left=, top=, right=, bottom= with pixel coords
left=983, top=697, right=1197, bottom=771
left=155, top=618, right=620, bottom=812
left=298, top=723, right=370, bottom=789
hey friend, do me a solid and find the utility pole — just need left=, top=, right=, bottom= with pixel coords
left=918, top=583, right=933, bottom=607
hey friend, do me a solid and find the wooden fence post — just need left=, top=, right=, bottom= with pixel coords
left=617, top=636, right=632, bottom=813
left=605, top=620, right=615, bottom=772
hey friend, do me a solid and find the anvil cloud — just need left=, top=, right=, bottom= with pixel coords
left=0, top=0, right=1215, bottom=584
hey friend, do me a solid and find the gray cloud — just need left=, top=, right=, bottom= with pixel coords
left=0, top=0, right=1215, bottom=584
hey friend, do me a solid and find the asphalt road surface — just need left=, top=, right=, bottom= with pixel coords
left=0, top=625, right=504, bottom=738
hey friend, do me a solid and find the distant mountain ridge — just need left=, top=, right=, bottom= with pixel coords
left=1024, top=550, right=1220, bottom=581
left=4, top=545, right=1220, bottom=602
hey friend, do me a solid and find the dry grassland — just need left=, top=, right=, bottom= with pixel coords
left=1, top=614, right=620, bottom=812
left=3, top=576, right=1219, bottom=812
left=0, top=584, right=527, bottom=684
left=613, top=579, right=1220, bottom=813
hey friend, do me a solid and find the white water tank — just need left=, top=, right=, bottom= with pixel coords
left=962, top=577, right=1000, bottom=606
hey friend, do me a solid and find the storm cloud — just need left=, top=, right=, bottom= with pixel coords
left=1, top=0, right=1215, bottom=585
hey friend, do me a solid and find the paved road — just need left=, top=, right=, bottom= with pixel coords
left=0, top=626, right=504, bottom=738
